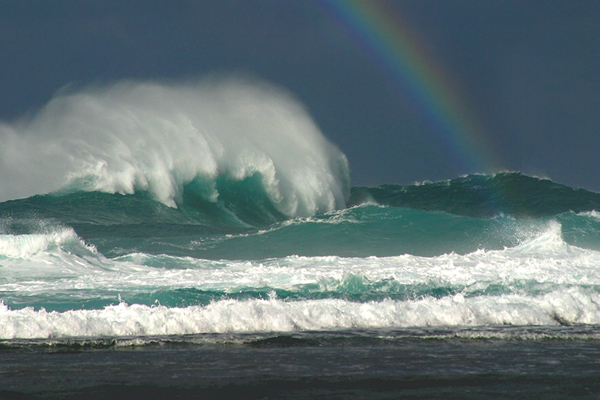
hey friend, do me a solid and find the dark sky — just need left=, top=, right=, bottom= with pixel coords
left=1, top=0, right=598, bottom=190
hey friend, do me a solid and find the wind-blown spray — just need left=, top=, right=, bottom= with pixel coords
left=0, top=78, right=350, bottom=217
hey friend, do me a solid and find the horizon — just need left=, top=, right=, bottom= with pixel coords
left=1, top=0, right=598, bottom=191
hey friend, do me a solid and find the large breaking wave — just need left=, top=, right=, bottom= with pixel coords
left=0, top=78, right=350, bottom=218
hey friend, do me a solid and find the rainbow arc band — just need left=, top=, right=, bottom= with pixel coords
left=320, top=0, right=501, bottom=173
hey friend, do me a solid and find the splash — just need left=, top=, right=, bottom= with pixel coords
left=0, top=78, right=350, bottom=217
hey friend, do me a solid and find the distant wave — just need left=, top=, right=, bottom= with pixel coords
left=0, top=78, right=350, bottom=217
left=350, top=172, right=600, bottom=218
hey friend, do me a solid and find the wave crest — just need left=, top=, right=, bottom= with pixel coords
left=0, top=227, right=95, bottom=259
left=2, top=287, right=599, bottom=339
left=0, top=78, right=350, bottom=217
left=349, top=172, right=600, bottom=218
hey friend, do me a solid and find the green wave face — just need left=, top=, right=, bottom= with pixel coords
left=350, top=172, right=600, bottom=218
left=2, top=173, right=600, bottom=259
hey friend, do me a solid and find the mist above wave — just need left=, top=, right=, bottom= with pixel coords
left=0, top=78, right=350, bottom=217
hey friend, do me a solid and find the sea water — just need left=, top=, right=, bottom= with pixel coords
left=0, top=79, right=599, bottom=399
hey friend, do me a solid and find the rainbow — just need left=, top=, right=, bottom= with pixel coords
left=318, top=0, right=501, bottom=173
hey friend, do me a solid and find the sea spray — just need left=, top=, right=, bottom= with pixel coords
left=0, top=78, right=350, bottom=217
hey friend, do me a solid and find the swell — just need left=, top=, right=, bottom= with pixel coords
left=350, top=172, right=600, bottom=218
left=3, top=188, right=600, bottom=259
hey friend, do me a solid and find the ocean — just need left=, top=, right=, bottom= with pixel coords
left=1, top=80, right=599, bottom=399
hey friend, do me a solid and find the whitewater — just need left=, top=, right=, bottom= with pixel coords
left=0, top=78, right=349, bottom=215
left=1, top=79, right=599, bottom=398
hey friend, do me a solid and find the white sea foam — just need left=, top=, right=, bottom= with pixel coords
left=2, top=223, right=600, bottom=339
left=579, top=210, right=600, bottom=221
left=0, top=78, right=349, bottom=217
left=0, top=227, right=127, bottom=284
left=1, top=287, right=599, bottom=339
left=0, top=227, right=95, bottom=259
left=2, top=222, right=600, bottom=304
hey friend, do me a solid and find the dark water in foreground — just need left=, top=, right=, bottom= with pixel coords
left=2, top=329, right=600, bottom=399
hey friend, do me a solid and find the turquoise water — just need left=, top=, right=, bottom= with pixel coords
left=2, top=172, right=600, bottom=327
left=2, top=174, right=600, bottom=398
left=1, top=80, right=599, bottom=398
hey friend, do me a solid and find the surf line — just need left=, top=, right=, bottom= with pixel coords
left=318, top=0, right=502, bottom=174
